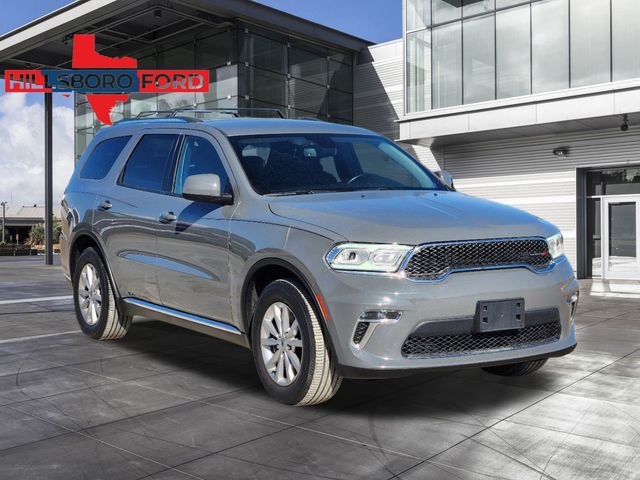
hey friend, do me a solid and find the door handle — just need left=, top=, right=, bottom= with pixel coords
left=159, top=211, right=177, bottom=223
left=98, top=200, right=112, bottom=211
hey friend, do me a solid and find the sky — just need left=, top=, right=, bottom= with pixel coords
left=0, top=0, right=401, bottom=208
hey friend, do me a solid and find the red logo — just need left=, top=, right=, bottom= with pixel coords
left=4, top=34, right=209, bottom=125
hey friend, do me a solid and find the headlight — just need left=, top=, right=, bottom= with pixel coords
left=546, top=233, right=564, bottom=260
left=326, top=243, right=413, bottom=273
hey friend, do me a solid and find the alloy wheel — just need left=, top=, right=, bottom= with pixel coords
left=77, top=263, right=102, bottom=326
left=260, top=302, right=303, bottom=386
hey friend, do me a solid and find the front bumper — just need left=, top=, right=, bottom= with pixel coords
left=315, top=256, right=579, bottom=378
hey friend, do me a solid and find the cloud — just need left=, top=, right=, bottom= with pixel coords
left=0, top=93, right=74, bottom=208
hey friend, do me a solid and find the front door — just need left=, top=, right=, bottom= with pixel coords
left=602, top=196, right=640, bottom=280
left=154, top=132, right=235, bottom=325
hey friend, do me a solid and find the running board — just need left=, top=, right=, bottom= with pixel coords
left=122, top=298, right=249, bottom=348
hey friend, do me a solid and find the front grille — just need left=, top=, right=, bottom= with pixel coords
left=401, top=321, right=561, bottom=358
left=403, top=238, right=551, bottom=281
left=352, top=322, right=370, bottom=345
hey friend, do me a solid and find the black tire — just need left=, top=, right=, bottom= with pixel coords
left=72, top=247, right=131, bottom=340
left=482, top=358, right=548, bottom=376
left=250, top=279, right=342, bottom=406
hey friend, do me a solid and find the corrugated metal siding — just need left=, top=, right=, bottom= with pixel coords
left=354, top=41, right=403, bottom=140
left=441, top=128, right=640, bottom=268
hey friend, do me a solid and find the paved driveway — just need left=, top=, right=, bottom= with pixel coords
left=1, top=257, right=639, bottom=479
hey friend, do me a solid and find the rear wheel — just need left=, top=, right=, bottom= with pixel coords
left=251, top=279, right=342, bottom=406
left=482, top=358, right=547, bottom=376
left=72, top=247, right=131, bottom=340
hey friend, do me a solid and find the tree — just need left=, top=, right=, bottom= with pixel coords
left=28, top=221, right=62, bottom=245
left=29, top=223, right=45, bottom=246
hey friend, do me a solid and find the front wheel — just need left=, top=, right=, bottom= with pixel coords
left=251, top=279, right=342, bottom=406
left=482, top=358, right=547, bottom=376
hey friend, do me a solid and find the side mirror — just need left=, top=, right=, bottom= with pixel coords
left=182, top=174, right=233, bottom=205
left=439, top=170, right=455, bottom=190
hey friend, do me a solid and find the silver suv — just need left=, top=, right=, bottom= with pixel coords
left=61, top=115, right=579, bottom=405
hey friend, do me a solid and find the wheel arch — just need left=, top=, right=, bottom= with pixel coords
left=69, top=230, right=121, bottom=299
left=241, top=258, right=330, bottom=340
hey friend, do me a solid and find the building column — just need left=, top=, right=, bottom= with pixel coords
left=44, top=92, right=53, bottom=265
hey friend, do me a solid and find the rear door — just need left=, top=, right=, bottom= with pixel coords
left=154, top=132, right=235, bottom=324
left=94, top=132, right=181, bottom=303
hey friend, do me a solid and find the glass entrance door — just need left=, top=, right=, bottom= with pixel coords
left=602, top=197, right=640, bottom=280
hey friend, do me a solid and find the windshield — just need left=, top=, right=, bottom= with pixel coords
left=228, top=134, right=446, bottom=195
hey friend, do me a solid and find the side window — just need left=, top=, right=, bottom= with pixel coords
left=174, top=136, right=230, bottom=195
left=120, top=134, right=180, bottom=193
left=79, top=136, right=131, bottom=180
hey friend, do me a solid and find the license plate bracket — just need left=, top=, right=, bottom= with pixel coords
left=474, top=299, right=525, bottom=333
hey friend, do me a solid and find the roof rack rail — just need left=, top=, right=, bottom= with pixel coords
left=113, top=106, right=286, bottom=126
left=170, top=107, right=285, bottom=118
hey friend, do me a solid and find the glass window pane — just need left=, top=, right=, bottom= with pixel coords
left=612, top=0, right=640, bottom=81
left=433, top=22, right=462, bottom=108
left=609, top=202, right=637, bottom=259
left=329, top=60, right=353, bottom=92
left=433, top=0, right=462, bottom=23
left=239, top=65, right=286, bottom=106
left=497, top=5, right=531, bottom=99
left=196, top=65, right=238, bottom=104
left=329, top=89, right=353, bottom=121
left=80, top=136, right=131, bottom=180
left=407, top=0, right=431, bottom=30
left=157, top=92, right=195, bottom=111
left=587, top=198, right=602, bottom=277
left=75, top=101, right=93, bottom=130
left=289, top=46, right=328, bottom=85
left=589, top=168, right=640, bottom=196
left=496, top=0, right=526, bottom=7
left=240, top=33, right=285, bottom=73
left=75, top=129, right=93, bottom=158
left=463, top=0, right=494, bottom=16
left=570, top=0, right=611, bottom=87
left=463, top=15, right=495, bottom=104
left=406, top=30, right=431, bottom=113
left=121, top=135, right=180, bottom=192
left=288, top=78, right=328, bottom=116
left=174, top=136, right=229, bottom=195
left=532, top=0, right=569, bottom=93
left=157, top=44, right=193, bottom=69
left=128, top=93, right=157, bottom=118
left=196, top=31, right=232, bottom=69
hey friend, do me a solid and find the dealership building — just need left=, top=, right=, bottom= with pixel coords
left=1, top=0, right=639, bottom=292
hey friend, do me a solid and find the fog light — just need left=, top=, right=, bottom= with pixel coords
left=567, top=292, right=579, bottom=321
left=359, top=310, right=402, bottom=323
left=352, top=310, right=402, bottom=349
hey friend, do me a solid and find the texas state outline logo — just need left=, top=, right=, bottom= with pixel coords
left=4, top=34, right=209, bottom=125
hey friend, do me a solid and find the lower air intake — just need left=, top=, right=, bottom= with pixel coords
left=401, top=321, right=561, bottom=358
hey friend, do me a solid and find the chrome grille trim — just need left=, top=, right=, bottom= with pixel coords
left=402, top=237, right=554, bottom=282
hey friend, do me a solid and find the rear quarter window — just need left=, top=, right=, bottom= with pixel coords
left=79, top=136, right=131, bottom=180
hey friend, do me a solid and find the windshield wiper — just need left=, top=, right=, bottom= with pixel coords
left=267, top=190, right=317, bottom=197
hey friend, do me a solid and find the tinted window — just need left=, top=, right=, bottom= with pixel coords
left=174, top=136, right=230, bottom=195
left=230, top=134, right=445, bottom=195
left=120, top=135, right=180, bottom=193
left=80, top=136, right=131, bottom=180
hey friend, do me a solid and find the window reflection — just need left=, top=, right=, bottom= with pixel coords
left=405, top=0, right=639, bottom=112
left=496, top=5, right=530, bottom=98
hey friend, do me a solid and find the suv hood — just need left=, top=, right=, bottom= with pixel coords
left=268, top=190, right=557, bottom=245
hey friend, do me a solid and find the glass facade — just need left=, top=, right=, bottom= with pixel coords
left=75, top=24, right=354, bottom=160
left=405, top=0, right=640, bottom=113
